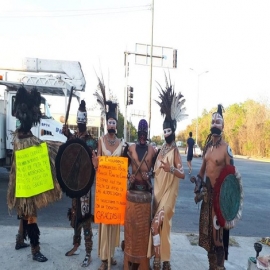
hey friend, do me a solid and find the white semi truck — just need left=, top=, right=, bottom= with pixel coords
left=0, top=57, right=86, bottom=168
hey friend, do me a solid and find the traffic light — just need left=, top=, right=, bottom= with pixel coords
left=127, top=86, right=133, bottom=105
left=173, top=49, right=177, bottom=68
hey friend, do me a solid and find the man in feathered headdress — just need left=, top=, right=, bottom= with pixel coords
left=7, top=86, right=62, bottom=262
left=92, top=76, right=125, bottom=270
left=191, top=104, right=243, bottom=270
left=147, top=74, right=186, bottom=270
left=62, top=100, right=97, bottom=267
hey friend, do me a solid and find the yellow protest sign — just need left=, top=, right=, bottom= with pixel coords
left=15, top=142, right=54, bottom=197
left=94, top=156, right=128, bottom=225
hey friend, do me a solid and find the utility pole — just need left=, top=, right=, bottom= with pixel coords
left=148, top=0, right=154, bottom=140
left=123, top=47, right=163, bottom=142
left=124, top=53, right=129, bottom=142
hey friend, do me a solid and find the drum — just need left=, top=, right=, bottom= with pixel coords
left=124, top=190, right=152, bottom=270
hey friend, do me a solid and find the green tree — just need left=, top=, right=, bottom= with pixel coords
left=151, top=135, right=163, bottom=146
left=117, top=111, right=124, bottom=139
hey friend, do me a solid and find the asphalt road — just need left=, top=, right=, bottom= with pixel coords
left=0, top=154, right=269, bottom=237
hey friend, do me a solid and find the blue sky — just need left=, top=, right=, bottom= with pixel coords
left=1, top=0, right=270, bottom=136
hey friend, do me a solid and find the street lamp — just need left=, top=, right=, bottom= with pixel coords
left=190, top=68, right=209, bottom=145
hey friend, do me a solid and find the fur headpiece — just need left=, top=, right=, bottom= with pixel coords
left=77, top=100, right=87, bottom=124
left=14, top=86, right=42, bottom=133
left=155, top=73, right=187, bottom=133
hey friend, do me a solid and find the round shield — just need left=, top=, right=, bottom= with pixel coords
left=55, top=138, right=95, bottom=198
left=213, top=164, right=243, bottom=229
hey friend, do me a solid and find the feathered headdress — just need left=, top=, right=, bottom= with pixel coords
left=155, top=72, right=187, bottom=132
left=93, top=75, right=107, bottom=119
left=94, top=75, right=118, bottom=121
left=214, top=104, right=224, bottom=118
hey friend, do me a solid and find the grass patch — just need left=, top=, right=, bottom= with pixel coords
left=186, top=233, right=240, bottom=247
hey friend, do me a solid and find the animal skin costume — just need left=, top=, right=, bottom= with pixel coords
left=7, top=86, right=62, bottom=262
left=147, top=74, right=187, bottom=270
left=64, top=100, right=97, bottom=267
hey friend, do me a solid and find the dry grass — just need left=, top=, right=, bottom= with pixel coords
left=186, top=233, right=240, bottom=247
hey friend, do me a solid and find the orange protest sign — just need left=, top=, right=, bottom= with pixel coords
left=94, top=156, right=128, bottom=225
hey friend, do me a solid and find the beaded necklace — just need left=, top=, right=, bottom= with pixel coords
left=106, top=134, right=117, bottom=146
left=160, top=141, right=176, bottom=157
left=209, top=136, right=222, bottom=152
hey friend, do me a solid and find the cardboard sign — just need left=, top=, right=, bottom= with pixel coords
left=15, top=142, right=54, bottom=197
left=94, top=156, right=128, bottom=225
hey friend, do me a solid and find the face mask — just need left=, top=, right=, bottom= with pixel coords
left=138, top=131, right=147, bottom=145
left=107, top=118, right=117, bottom=134
left=77, top=111, right=87, bottom=124
left=165, top=133, right=174, bottom=144
left=108, top=128, right=116, bottom=134
left=211, top=113, right=223, bottom=131
left=210, top=127, right=222, bottom=136
left=78, top=123, right=86, bottom=132
left=163, top=128, right=172, bottom=137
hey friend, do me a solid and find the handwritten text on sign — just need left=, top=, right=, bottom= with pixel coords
left=15, top=142, right=54, bottom=198
left=94, top=156, right=128, bottom=225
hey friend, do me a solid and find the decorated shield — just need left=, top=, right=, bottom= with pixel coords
left=55, top=138, right=95, bottom=198
left=213, top=165, right=243, bottom=229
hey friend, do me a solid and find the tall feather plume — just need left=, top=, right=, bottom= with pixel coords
left=155, top=72, right=187, bottom=122
left=93, top=74, right=107, bottom=118
left=171, top=92, right=188, bottom=122
left=216, top=104, right=224, bottom=118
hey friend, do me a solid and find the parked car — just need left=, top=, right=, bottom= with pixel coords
left=194, top=144, right=202, bottom=157
left=150, top=142, right=158, bottom=153
left=176, top=141, right=183, bottom=147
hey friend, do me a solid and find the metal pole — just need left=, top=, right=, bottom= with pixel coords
left=191, top=70, right=208, bottom=145
left=124, top=53, right=128, bottom=142
left=148, top=0, right=154, bottom=139
left=195, top=75, right=199, bottom=145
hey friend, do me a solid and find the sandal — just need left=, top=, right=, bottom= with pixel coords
left=121, top=240, right=125, bottom=251
left=162, top=261, right=171, bottom=270
left=153, top=258, right=161, bottom=270
left=111, top=257, right=117, bottom=265
left=32, top=251, right=48, bottom=262
left=65, top=246, right=80, bottom=256
left=15, top=242, right=30, bottom=250
left=98, top=260, right=108, bottom=270
left=81, top=254, right=91, bottom=267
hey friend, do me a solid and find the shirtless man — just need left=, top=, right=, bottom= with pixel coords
left=194, top=104, right=234, bottom=270
left=123, top=119, right=157, bottom=270
left=128, top=119, right=157, bottom=193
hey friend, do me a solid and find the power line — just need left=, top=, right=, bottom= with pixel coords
left=2, top=4, right=150, bottom=13
left=0, top=5, right=151, bottom=19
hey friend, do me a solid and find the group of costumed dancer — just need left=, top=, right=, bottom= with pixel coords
left=7, top=73, right=242, bottom=270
